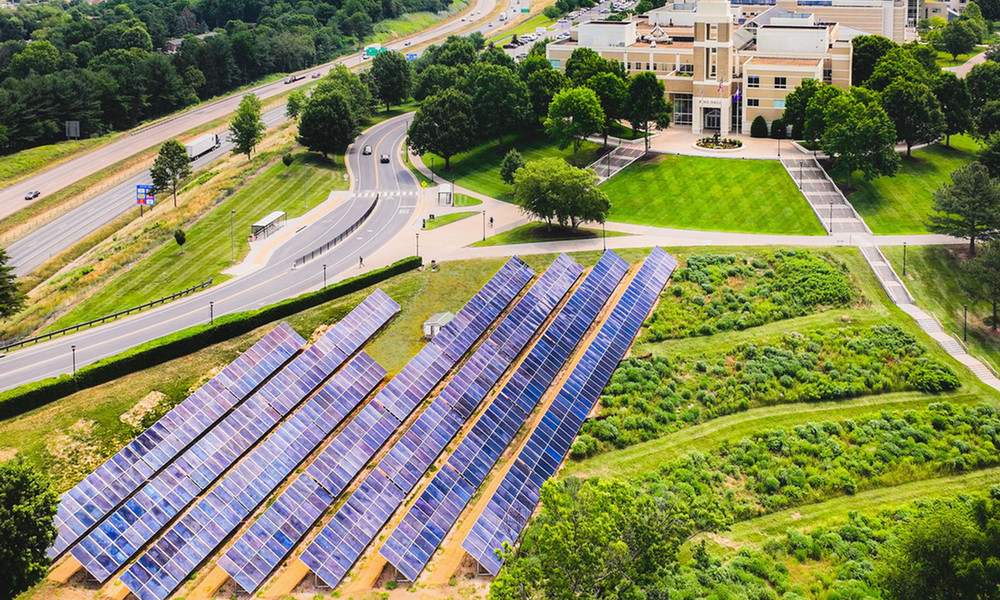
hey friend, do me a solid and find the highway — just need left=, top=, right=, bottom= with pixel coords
left=0, top=116, right=417, bottom=392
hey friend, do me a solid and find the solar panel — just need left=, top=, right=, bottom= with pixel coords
left=215, top=258, right=536, bottom=593
left=48, top=323, right=305, bottom=559
left=380, top=253, right=628, bottom=581
left=301, top=256, right=582, bottom=589
left=70, top=292, right=399, bottom=582
left=462, top=248, right=678, bottom=575
left=120, top=353, right=386, bottom=600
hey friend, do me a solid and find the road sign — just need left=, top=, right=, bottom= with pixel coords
left=406, top=53, right=418, bottom=61
left=65, top=121, right=80, bottom=140
left=136, top=184, right=156, bottom=206
left=521, top=8, right=530, bottom=12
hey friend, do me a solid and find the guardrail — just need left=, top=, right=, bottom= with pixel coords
left=0, top=278, right=213, bottom=352
left=293, top=195, right=378, bottom=268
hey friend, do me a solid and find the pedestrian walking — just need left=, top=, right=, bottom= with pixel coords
left=359, top=256, right=364, bottom=268
left=489, top=216, right=494, bottom=228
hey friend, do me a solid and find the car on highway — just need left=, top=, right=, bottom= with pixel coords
left=362, top=145, right=373, bottom=155
left=312, top=72, right=321, bottom=78
left=404, top=40, right=411, bottom=46
left=380, top=154, right=390, bottom=164
left=24, top=190, right=40, bottom=201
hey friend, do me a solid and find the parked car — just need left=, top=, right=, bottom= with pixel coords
left=24, top=190, right=40, bottom=201
left=380, top=154, right=390, bottom=164
left=362, top=145, right=373, bottom=155
left=515, top=52, right=527, bottom=59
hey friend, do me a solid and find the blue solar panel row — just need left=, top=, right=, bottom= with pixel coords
left=380, top=252, right=629, bottom=581
left=70, top=292, right=399, bottom=582
left=120, top=353, right=386, bottom=600
left=216, top=258, right=535, bottom=593
left=462, top=248, right=678, bottom=575
left=301, top=255, right=583, bottom=589
left=49, top=324, right=305, bottom=559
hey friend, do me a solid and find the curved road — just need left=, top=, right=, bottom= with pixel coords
left=0, top=115, right=417, bottom=392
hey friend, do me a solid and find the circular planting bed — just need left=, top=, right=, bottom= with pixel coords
left=696, top=136, right=743, bottom=150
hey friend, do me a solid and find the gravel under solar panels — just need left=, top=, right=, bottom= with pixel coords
left=49, top=324, right=305, bottom=559
left=462, top=248, right=678, bottom=575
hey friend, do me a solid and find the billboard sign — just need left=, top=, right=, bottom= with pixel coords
left=136, top=184, right=156, bottom=206
left=405, top=53, right=418, bottom=61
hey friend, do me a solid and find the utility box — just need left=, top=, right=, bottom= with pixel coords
left=423, top=311, right=455, bottom=339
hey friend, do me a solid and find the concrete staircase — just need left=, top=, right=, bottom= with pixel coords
left=781, top=157, right=870, bottom=235
left=588, top=142, right=646, bottom=183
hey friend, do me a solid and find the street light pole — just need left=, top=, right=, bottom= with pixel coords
left=431, top=157, right=435, bottom=183
left=964, top=304, right=968, bottom=342
left=903, top=242, right=907, bottom=276
left=482, top=210, right=486, bottom=241
left=230, top=209, right=236, bottom=263
left=829, top=202, right=833, bottom=233
left=71, top=345, right=76, bottom=375
left=777, top=138, right=781, bottom=157
left=602, top=221, right=606, bottom=252
left=323, top=264, right=327, bottom=290
left=798, top=160, right=803, bottom=190
left=210, top=301, right=214, bottom=325
left=416, top=233, right=420, bottom=257
left=304, top=169, right=308, bottom=209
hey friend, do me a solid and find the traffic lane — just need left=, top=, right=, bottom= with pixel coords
left=349, top=117, right=411, bottom=191
left=7, top=107, right=287, bottom=276
left=383, top=121, right=420, bottom=191
left=0, top=191, right=412, bottom=391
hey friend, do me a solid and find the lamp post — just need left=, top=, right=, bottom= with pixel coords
left=482, top=210, right=486, bottom=241
left=416, top=232, right=420, bottom=257
left=829, top=202, right=833, bottom=233
left=431, top=157, right=435, bottom=183
left=71, top=345, right=76, bottom=375
left=323, top=264, right=327, bottom=290
left=602, top=221, right=606, bottom=252
left=798, top=159, right=803, bottom=190
left=230, top=209, right=236, bottom=263
left=964, top=304, right=968, bottom=342
left=210, top=301, right=214, bottom=325
left=903, top=242, right=907, bottom=276
left=777, top=138, right=781, bottom=157
left=304, top=169, right=308, bottom=209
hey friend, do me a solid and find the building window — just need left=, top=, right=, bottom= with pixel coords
left=774, top=76, right=787, bottom=89
left=748, top=75, right=760, bottom=88
left=678, top=64, right=694, bottom=75
left=774, top=99, right=786, bottom=108
left=823, top=68, right=832, bottom=83
left=747, top=98, right=760, bottom=107
left=673, top=94, right=693, bottom=125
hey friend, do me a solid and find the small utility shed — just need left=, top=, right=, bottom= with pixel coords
left=251, top=211, right=286, bottom=240
left=423, top=311, right=454, bottom=339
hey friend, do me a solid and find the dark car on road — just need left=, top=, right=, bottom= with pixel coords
left=24, top=190, right=40, bottom=201
left=380, top=154, right=390, bottom=164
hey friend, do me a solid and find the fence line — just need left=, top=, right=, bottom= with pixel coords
left=0, top=278, right=213, bottom=352
left=292, top=195, right=378, bottom=268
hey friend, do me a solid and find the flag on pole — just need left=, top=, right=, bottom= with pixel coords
left=717, top=80, right=724, bottom=93
left=732, top=85, right=741, bottom=102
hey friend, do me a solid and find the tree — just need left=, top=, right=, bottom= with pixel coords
left=545, top=87, right=605, bottom=154
left=564, top=47, right=625, bottom=85
left=769, top=118, right=787, bottom=139
left=802, top=83, right=844, bottom=143
left=987, top=43, right=1000, bottom=63
left=0, top=458, right=58, bottom=600
left=625, top=72, right=671, bottom=152
left=782, top=78, right=820, bottom=139
left=939, top=19, right=978, bottom=61
left=316, top=66, right=374, bottom=122
left=975, top=100, right=1000, bottom=139
left=881, top=78, right=945, bottom=157
left=980, top=133, right=1000, bottom=178
left=229, top=93, right=265, bottom=160
left=174, top=228, right=186, bottom=251
left=370, top=50, right=412, bottom=112
left=851, top=35, right=897, bottom=86
left=0, top=247, right=25, bottom=320
left=866, top=47, right=929, bottom=91
left=512, top=158, right=610, bottom=230
left=413, top=64, right=458, bottom=101
left=470, top=64, right=531, bottom=148
left=527, top=69, right=569, bottom=122
left=965, top=241, right=1000, bottom=330
left=282, top=153, right=294, bottom=167
left=586, top=72, right=628, bottom=147
left=407, top=88, right=476, bottom=169
left=822, top=96, right=900, bottom=188
left=500, top=148, right=526, bottom=185
left=926, top=162, right=1000, bottom=255
left=297, top=90, right=359, bottom=160
left=749, top=115, right=769, bottom=138
left=285, top=90, right=307, bottom=120
left=149, top=139, right=191, bottom=208
left=931, top=72, right=972, bottom=146
left=966, top=61, right=1000, bottom=108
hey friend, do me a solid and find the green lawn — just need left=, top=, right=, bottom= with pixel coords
left=472, top=222, right=629, bottom=246
left=421, top=131, right=601, bottom=201
left=46, top=152, right=348, bottom=329
left=935, top=45, right=987, bottom=68
left=834, top=134, right=980, bottom=234
left=454, top=193, right=482, bottom=207
left=0, top=137, right=113, bottom=188
left=487, top=13, right=557, bottom=45
left=882, top=244, right=1000, bottom=374
left=423, top=211, right=477, bottom=230
left=599, top=154, right=825, bottom=235
left=369, top=0, right=467, bottom=44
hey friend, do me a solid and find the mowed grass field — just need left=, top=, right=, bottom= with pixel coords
left=0, top=136, right=112, bottom=188
left=472, top=222, right=629, bottom=246
left=600, top=154, right=825, bottom=235
left=836, top=135, right=980, bottom=234
left=47, top=153, right=348, bottom=329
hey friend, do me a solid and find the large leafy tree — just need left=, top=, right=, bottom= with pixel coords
left=881, top=78, right=945, bottom=157
left=150, top=139, right=192, bottom=208
left=296, top=90, right=359, bottom=160
left=975, top=100, right=1000, bottom=139
left=980, top=133, right=1000, bottom=178
left=964, top=241, right=1000, bottom=330
left=469, top=63, right=530, bottom=148
left=625, top=72, right=671, bottom=152
left=926, top=162, right=1000, bottom=255
left=851, top=35, right=897, bottom=86
left=512, top=158, right=610, bottom=230
left=781, top=78, right=820, bottom=139
left=866, top=47, right=928, bottom=91
left=413, top=64, right=458, bottom=101
left=407, top=88, right=476, bottom=169
left=544, top=87, right=605, bottom=154
left=526, top=69, right=569, bottom=122
left=802, top=83, right=844, bottom=143
left=316, top=66, right=374, bottom=123
left=0, top=247, right=25, bottom=320
left=939, top=19, right=978, bottom=61
left=0, top=458, right=58, bottom=600
left=586, top=71, right=628, bottom=147
left=931, top=72, right=972, bottom=146
left=822, top=96, right=899, bottom=188
left=369, top=50, right=412, bottom=112
left=966, top=61, right=1000, bottom=109
left=228, top=93, right=265, bottom=160
left=564, top=47, right=625, bottom=86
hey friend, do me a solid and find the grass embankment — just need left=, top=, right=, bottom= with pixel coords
left=834, top=134, right=979, bottom=234
left=472, top=222, right=629, bottom=246
left=423, top=211, right=478, bottom=230
left=0, top=137, right=113, bottom=189
left=487, top=13, right=557, bottom=45
left=421, top=131, right=601, bottom=200
left=883, top=244, right=1000, bottom=373
left=47, top=152, right=347, bottom=330
left=600, top=154, right=825, bottom=235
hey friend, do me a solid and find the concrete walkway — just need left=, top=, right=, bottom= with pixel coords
left=942, top=49, right=989, bottom=77
left=781, top=157, right=870, bottom=234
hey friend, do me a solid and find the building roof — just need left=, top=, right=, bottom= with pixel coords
left=424, top=312, right=455, bottom=327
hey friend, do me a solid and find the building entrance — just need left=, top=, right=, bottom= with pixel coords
left=704, top=108, right=721, bottom=131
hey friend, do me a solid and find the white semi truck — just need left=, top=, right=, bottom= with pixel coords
left=185, top=133, right=221, bottom=161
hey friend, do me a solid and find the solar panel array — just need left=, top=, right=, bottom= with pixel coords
left=70, top=291, right=400, bottom=582
left=301, top=255, right=583, bottom=589
left=462, top=248, right=678, bottom=575
left=120, top=353, right=386, bottom=600
left=49, top=324, right=305, bottom=559
left=216, top=258, right=535, bottom=593
left=380, top=252, right=630, bottom=581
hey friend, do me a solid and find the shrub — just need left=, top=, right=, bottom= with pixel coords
left=770, top=118, right=787, bottom=139
left=750, top=115, right=769, bottom=138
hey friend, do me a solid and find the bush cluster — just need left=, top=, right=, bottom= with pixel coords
left=644, top=250, right=855, bottom=341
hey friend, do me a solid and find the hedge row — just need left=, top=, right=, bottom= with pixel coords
left=0, top=256, right=422, bottom=420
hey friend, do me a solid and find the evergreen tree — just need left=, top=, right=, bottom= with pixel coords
left=926, top=162, right=1000, bottom=256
